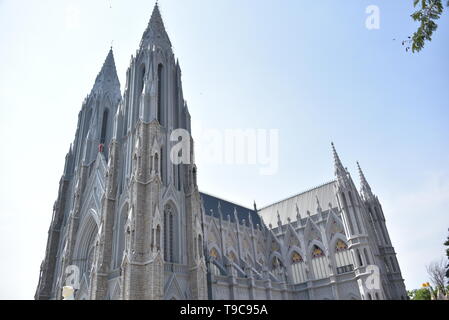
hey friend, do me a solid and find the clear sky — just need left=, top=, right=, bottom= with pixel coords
left=0, top=0, right=448, bottom=299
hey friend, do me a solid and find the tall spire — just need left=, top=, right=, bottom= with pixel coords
left=140, top=2, right=172, bottom=49
left=331, top=142, right=346, bottom=178
left=357, top=162, right=375, bottom=201
left=91, top=48, right=121, bottom=101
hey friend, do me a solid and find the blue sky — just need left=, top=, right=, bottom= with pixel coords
left=0, top=0, right=448, bottom=299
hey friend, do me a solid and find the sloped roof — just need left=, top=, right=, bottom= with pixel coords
left=258, top=180, right=338, bottom=227
left=200, top=192, right=262, bottom=228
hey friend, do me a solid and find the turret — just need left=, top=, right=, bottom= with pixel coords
left=331, top=143, right=384, bottom=300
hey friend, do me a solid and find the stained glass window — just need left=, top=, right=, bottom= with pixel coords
left=292, top=251, right=303, bottom=264
left=210, top=248, right=218, bottom=259
left=336, top=240, right=348, bottom=252
left=312, top=245, right=324, bottom=258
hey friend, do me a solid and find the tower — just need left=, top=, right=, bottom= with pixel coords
left=112, top=3, right=207, bottom=299
left=331, top=143, right=384, bottom=300
left=357, top=162, right=407, bottom=299
left=35, top=48, right=121, bottom=300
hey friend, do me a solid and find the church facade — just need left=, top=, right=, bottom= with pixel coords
left=35, top=4, right=407, bottom=300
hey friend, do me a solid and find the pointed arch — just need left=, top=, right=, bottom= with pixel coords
left=308, top=241, right=329, bottom=280
left=330, top=235, right=354, bottom=274
left=325, top=210, right=345, bottom=242
left=163, top=201, right=179, bottom=263
left=290, top=250, right=307, bottom=284
left=284, top=224, right=301, bottom=250
left=73, top=209, right=100, bottom=274
left=304, top=218, right=323, bottom=248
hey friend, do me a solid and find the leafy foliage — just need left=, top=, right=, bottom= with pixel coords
left=445, top=229, right=449, bottom=279
left=408, top=288, right=432, bottom=300
left=405, top=0, right=448, bottom=52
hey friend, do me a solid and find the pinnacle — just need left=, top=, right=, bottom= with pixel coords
left=357, top=161, right=374, bottom=199
left=331, top=142, right=346, bottom=177
left=140, top=2, right=172, bottom=48
left=91, top=48, right=121, bottom=99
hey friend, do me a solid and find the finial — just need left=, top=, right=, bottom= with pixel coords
left=253, top=200, right=257, bottom=212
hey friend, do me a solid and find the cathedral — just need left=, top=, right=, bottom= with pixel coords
left=35, top=4, right=407, bottom=300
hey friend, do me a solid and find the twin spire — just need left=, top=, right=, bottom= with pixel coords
left=331, top=143, right=375, bottom=200
left=91, top=48, right=121, bottom=101
left=91, top=2, right=170, bottom=101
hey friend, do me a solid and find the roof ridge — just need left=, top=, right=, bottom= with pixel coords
left=199, top=191, right=254, bottom=212
left=258, top=180, right=337, bottom=210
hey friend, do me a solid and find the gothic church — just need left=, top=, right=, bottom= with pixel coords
left=35, top=4, right=407, bottom=300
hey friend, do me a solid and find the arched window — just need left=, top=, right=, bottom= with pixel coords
left=291, top=251, right=307, bottom=284
left=139, top=64, right=146, bottom=95
left=116, top=204, right=129, bottom=267
left=198, top=235, right=203, bottom=258
left=100, top=109, right=109, bottom=144
left=357, top=249, right=364, bottom=267
left=157, top=63, right=163, bottom=124
left=210, top=248, right=219, bottom=260
left=335, top=240, right=354, bottom=274
left=311, top=245, right=329, bottom=280
left=367, top=293, right=372, bottom=300
left=160, top=147, right=164, bottom=183
left=155, top=225, right=161, bottom=251
left=164, top=204, right=176, bottom=263
left=375, top=293, right=380, bottom=300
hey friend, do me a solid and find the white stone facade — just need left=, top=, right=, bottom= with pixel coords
left=35, top=4, right=407, bottom=300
